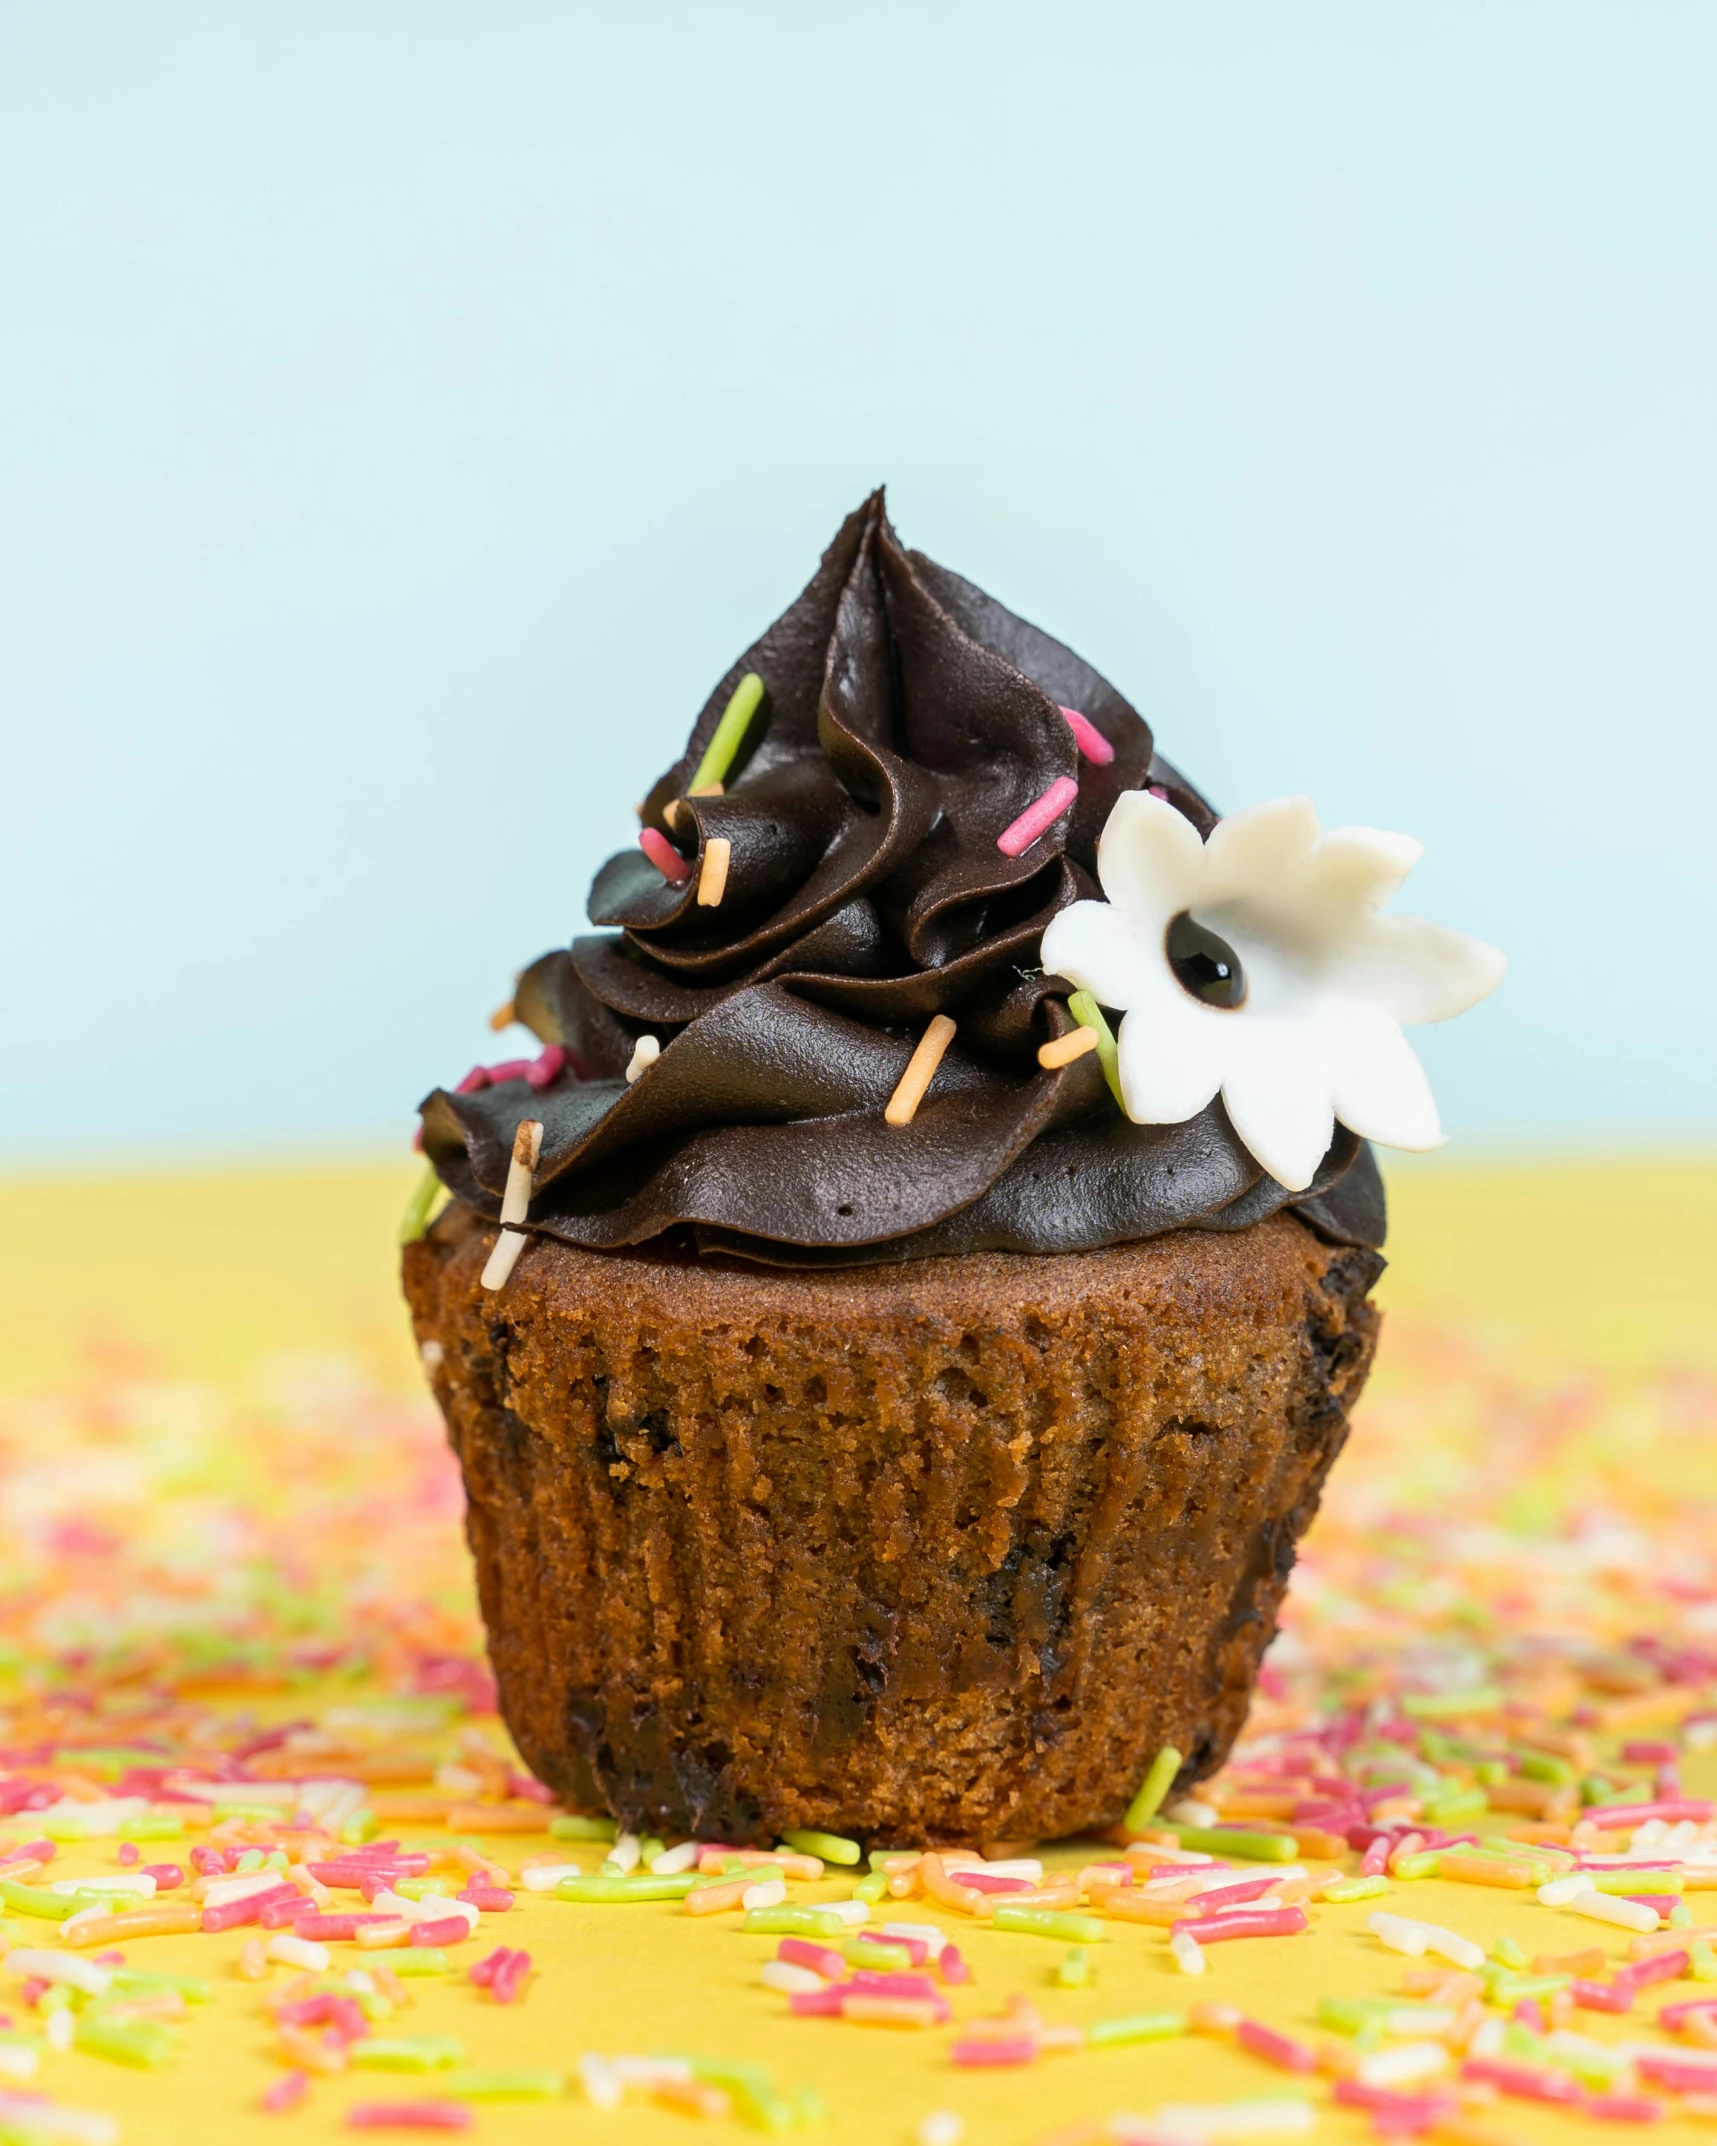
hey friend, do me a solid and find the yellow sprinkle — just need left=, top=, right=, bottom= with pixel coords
left=697, top=837, right=732, bottom=908
left=885, top=1016, right=957, bottom=1128
left=1036, top=1025, right=1100, bottom=1071
left=488, top=998, right=516, bottom=1033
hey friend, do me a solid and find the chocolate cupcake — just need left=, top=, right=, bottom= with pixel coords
left=404, top=492, right=1503, bottom=1846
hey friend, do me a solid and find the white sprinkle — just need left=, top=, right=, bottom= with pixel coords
left=267, top=1933, right=330, bottom=1971
left=1537, top=1875, right=1597, bottom=1907
left=1355, top=2043, right=1451, bottom=2088
left=1382, top=2008, right=1455, bottom=2036
left=7, top=1949, right=113, bottom=1996
left=1170, top=1930, right=1206, bottom=1976
left=625, top=1035, right=661, bottom=1084
left=199, top=1872, right=281, bottom=1908
left=880, top=1922, right=948, bottom=1948
left=1560, top=1891, right=1661, bottom=1933
left=341, top=1970, right=378, bottom=1996
left=1366, top=1910, right=1485, bottom=1969
left=50, top=1873, right=156, bottom=1899
left=743, top=1878, right=787, bottom=1910
left=941, top=1855, right=1044, bottom=1884
left=1164, top=1798, right=1221, bottom=1827
left=649, top=1841, right=701, bottom=1875
left=520, top=1862, right=583, bottom=1893
left=0, top=2042, right=41, bottom=2081
left=32, top=1796, right=150, bottom=1837
left=610, top=2056, right=692, bottom=2086
left=45, top=2008, right=75, bottom=2052
left=1468, top=2017, right=1506, bottom=2058
left=578, top=2053, right=622, bottom=2110
left=818, top=1898, right=871, bottom=1926
left=1150, top=2099, right=1314, bottom=2137
left=918, top=2114, right=966, bottom=2146
left=603, top=1832, right=643, bottom=1876
left=761, top=1959, right=824, bottom=1995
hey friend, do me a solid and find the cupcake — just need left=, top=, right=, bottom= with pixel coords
left=403, top=492, right=1502, bottom=1847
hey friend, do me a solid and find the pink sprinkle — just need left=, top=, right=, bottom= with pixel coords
left=190, top=1846, right=224, bottom=1876
left=1587, top=2096, right=1664, bottom=2124
left=779, top=1939, right=846, bottom=1980
left=847, top=1971, right=940, bottom=2002
left=639, top=826, right=693, bottom=882
left=1636, top=2054, right=1717, bottom=2092
left=1361, top=1837, right=1392, bottom=1878
left=1586, top=1799, right=1712, bottom=1829
left=1659, top=1997, right=1717, bottom=2029
left=20, top=1980, right=46, bottom=2009
left=951, top=2034, right=1036, bottom=2067
left=1058, top=706, right=1115, bottom=766
left=1512, top=1999, right=1547, bottom=2034
left=1185, top=1877, right=1282, bottom=1912
left=202, top=1882, right=300, bottom=1933
left=457, top=1885, right=513, bottom=1913
left=262, top=2071, right=311, bottom=2114
left=1622, top=1742, right=1680, bottom=1764
left=1332, top=2083, right=1456, bottom=2122
left=91, top=1950, right=125, bottom=1968
left=1462, top=2058, right=1582, bottom=2106
left=468, top=1948, right=509, bottom=1989
left=788, top=1988, right=846, bottom=2018
left=489, top=1950, right=531, bottom=2005
left=408, top=1916, right=471, bottom=1947
left=1619, top=1950, right=1689, bottom=1989
left=523, top=1045, right=568, bottom=1091
left=1622, top=1894, right=1679, bottom=1915
left=1569, top=1979, right=1633, bottom=2015
left=0, top=1840, right=54, bottom=1866
left=116, top=1843, right=139, bottom=1867
left=996, top=776, right=1078, bottom=858
left=346, top=2106, right=472, bottom=2133
left=1236, top=2018, right=1318, bottom=2073
left=958, top=1870, right=1034, bottom=1894
left=1171, top=1907, right=1308, bottom=1943
left=938, top=1944, right=969, bottom=1986
left=292, top=1913, right=396, bottom=1940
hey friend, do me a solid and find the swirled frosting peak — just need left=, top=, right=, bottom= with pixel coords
left=417, top=493, right=1384, bottom=1263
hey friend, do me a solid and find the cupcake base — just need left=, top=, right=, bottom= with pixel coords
left=404, top=1205, right=1380, bottom=1846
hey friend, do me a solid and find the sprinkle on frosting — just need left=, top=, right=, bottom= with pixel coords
left=696, top=837, right=732, bottom=908
left=996, top=775, right=1080, bottom=858
left=478, top=1119, right=541, bottom=1291
left=1059, top=706, right=1115, bottom=766
left=884, top=1016, right=957, bottom=1128
left=689, top=672, right=765, bottom=794
left=637, top=827, right=693, bottom=883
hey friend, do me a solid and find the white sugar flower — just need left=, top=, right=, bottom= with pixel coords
left=1040, top=792, right=1506, bottom=1192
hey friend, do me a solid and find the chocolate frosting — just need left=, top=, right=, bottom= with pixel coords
left=418, top=493, right=1385, bottom=1265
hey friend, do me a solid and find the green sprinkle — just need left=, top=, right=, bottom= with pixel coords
left=109, top=1970, right=212, bottom=2003
left=437, top=2070, right=567, bottom=2100
left=844, top=1940, right=913, bottom=1972
left=639, top=1837, right=666, bottom=1866
left=1056, top=1946, right=1093, bottom=1989
left=1491, top=1934, right=1528, bottom=1969
left=1065, top=991, right=1123, bottom=1108
left=0, top=1878, right=80, bottom=1920
left=1087, top=2010, right=1185, bottom=2047
left=1161, top=1823, right=1297, bottom=1863
left=1316, top=1997, right=1390, bottom=2035
left=1516, top=1750, right=1576, bottom=1786
left=852, top=1871, right=888, bottom=1903
left=673, top=2054, right=797, bottom=2131
left=398, top=1162, right=448, bottom=1245
left=1670, top=1902, right=1693, bottom=1927
left=1592, top=1868, right=1682, bottom=1895
left=1321, top=1875, right=1391, bottom=1903
left=124, top=1812, right=186, bottom=1840
left=1474, top=1760, right=1510, bottom=1786
left=350, top=2036, right=466, bottom=2071
left=73, top=2016, right=177, bottom=2068
left=555, top=1873, right=698, bottom=1903
left=549, top=1814, right=619, bottom=1841
left=991, top=1906, right=1106, bottom=1943
left=690, top=672, right=767, bottom=793
left=1400, top=1688, right=1502, bottom=1718
left=1391, top=1851, right=1440, bottom=1879
left=867, top=1848, right=913, bottom=1869
left=1688, top=1940, right=1717, bottom=1983
left=386, top=1948, right=450, bottom=1975
left=1489, top=1972, right=1570, bottom=2004
left=780, top=1829, right=861, bottom=1866
left=740, top=1906, right=850, bottom=1937
left=1421, top=1787, right=1487, bottom=1823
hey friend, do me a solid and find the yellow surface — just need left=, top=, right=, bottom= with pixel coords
left=0, top=1156, right=1713, bottom=2145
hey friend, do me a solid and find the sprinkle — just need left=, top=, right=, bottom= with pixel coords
left=624, top=1034, right=660, bottom=1084
left=1172, top=1908, right=1308, bottom=1943
left=779, top=1828, right=862, bottom=1866
left=1036, top=1025, right=1101, bottom=1072
left=696, top=837, right=732, bottom=908
left=991, top=1907, right=1106, bottom=1943
left=1170, top=1931, right=1206, bottom=1976
left=638, top=826, right=694, bottom=882
left=1558, top=1891, right=1662, bottom=1933
left=478, top=1119, right=542, bottom=1292
left=1058, top=707, right=1115, bottom=765
left=689, top=672, right=765, bottom=793
left=1367, top=1912, right=1486, bottom=1969
left=884, top=1016, right=957, bottom=1128
left=996, top=775, right=1079, bottom=857
left=917, top=2116, right=965, bottom=2146
left=487, top=998, right=516, bottom=1032
left=345, top=2107, right=473, bottom=2132
left=262, top=2071, right=311, bottom=2112
left=1151, top=2098, right=1315, bottom=2135
left=1235, top=2019, right=1318, bottom=2073
left=1163, top=1825, right=1299, bottom=1863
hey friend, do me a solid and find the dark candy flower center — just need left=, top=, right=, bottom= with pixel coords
left=1166, top=912, right=1246, bottom=1009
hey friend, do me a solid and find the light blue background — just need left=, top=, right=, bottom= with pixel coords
left=4, top=3, right=1712, bottom=1162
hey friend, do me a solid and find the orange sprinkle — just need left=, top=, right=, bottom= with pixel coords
left=1086, top=1886, right=1183, bottom=1927
left=487, top=999, right=516, bottom=1033
left=1036, top=1026, right=1099, bottom=1071
left=441, top=1802, right=551, bottom=1834
left=1436, top=1853, right=1540, bottom=1889
left=65, top=1904, right=202, bottom=1946
left=883, top=1016, right=957, bottom=1128
left=840, top=1995, right=945, bottom=2028
left=1532, top=1947, right=1606, bottom=1976
left=684, top=1879, right=750, bottom=1917
left=654, top=2077, right=733, bottom=2119
left=355, top=1918, right=415, bottom=1948
left=696, top=837, right=732, bottom=908
left=277, top=2023, right=346, bottom=2076
left=917, top=1851, right=985, bottom=1917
